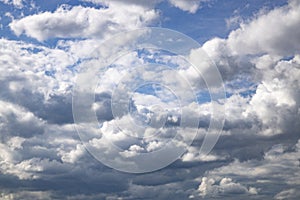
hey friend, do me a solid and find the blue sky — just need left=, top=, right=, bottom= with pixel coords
left=0, top=0, right=300, bottom=199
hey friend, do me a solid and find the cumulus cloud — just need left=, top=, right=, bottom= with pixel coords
left=9, top=4, right=159, bottom=41
left=227, top=0, right=300, bottom=56
left=0, top=39, right=76, bottom=124
left=204, top=140, right=300, bottom=198
left=197, top=177, right=258, bottom=197
left=1, top=0, right=300, bottom=199
left=198, top=0, right=300, bottom=138
left=0, top=100, right=44, bottom=140
left=168, top=0, right=206, bottom=13
left=180, top=2, right=300, bottom=198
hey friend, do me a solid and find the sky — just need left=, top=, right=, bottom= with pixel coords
left=0, top=0, right=300, bottom=199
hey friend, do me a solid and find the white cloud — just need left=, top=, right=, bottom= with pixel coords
left=1, top=0, right=300, bottom=199
left=227, top=0, right=300, bottom=56
left=58, top=144, right=85, bottom=164
left=10, top=4, right=159, bottom=41
left=0, top=38, right=78, bottom=126
left=83, top=0, right=207, bottom=13
left=198, top=1, right=300, bottom=137
left=8, top=158, right=61, bottom=180
left=197, top=177, right=258, bottom=197
left=181, top=146, right=226, bottom=162
left=246, top=56, right=300, bottom=136
left=168, top=0, right=206, bottom=13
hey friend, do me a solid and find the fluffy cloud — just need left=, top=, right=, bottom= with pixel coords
left=205, top=140, right=300, bottom=199
left=1, top=0, right=300, bottom=199
left=183, top=2, right=300, bottom=197
left=227, top=0, right=300, bottom=56
left=199, top=0, right=300, bottom=138
left=0, top=100, right=44, bottom=140
left=197, top=177, right=258, bottom=198
left=10, top=4, right=159, bottom=41
left=0, top=39, right=76, bottom=124
left=168, top=0, right=206, bottom=13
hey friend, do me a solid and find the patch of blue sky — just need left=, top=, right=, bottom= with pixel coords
left=33, top=0, right=104, bottom=12
left=196, top=90, right=211, bottom=104
left=135, top=83, right=178, bottom=104
left=66, top=59, right=86, bottom=73
left=280, top=55, right=295, bottom=61
left=195, top=82, right=257, bottom=104
left=137, top=48, right=191, bottom=71
left=44, top=70, right=56, bottom=78
left=0, top=4, right=23, bottom=39
left=135, top=83, right=157, bottom=95
left=20, top=46, right=43, bottom=53
left=226, top=79, right=257, bottom=98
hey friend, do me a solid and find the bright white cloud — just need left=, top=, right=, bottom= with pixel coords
left=247, top=56, right=300, bottom=136
left=197, top=177, right=258, bottom=197
left=181, top=146, right=227, bottom=162
left=10, top=4, right=159, bottom=41
left=198, top=1, right=300, bottom=137
left=227, top=0, right=300, bottom=56
left=168, top=0, right=206, bottom=13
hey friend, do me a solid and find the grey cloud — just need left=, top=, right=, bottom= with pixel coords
left=274, top=189, right=300, bottom=200
left=203, top=140, right=300, bottom=199
left=0, top=100, right=45, bottom=140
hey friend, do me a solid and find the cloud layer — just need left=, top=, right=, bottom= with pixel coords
left=0, top=0, right=300, bottom=199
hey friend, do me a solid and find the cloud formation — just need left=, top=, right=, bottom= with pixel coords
left=1, top=0, right=300, bottom=199
left=10, top=4, right=158, bottom=41
left=227, top=0, right=300, bottom=56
